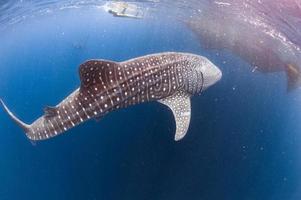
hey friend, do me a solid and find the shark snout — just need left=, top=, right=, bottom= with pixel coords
left=210, top=66, right=222, bottom=89
left=215, top=66, right=222, bottom=82
left=208, top=64, right=222, bottom=85
left=200, top=62, right=222, bottom=90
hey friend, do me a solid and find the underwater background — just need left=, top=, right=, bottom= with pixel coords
left=1, top=0, right=301, bottom=199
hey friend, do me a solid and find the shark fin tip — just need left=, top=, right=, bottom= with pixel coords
left=286, top=64, right=301, bottom=92
left=0, top=99, right=30, bottom=132
left=174, top=135, right=184, bottom=141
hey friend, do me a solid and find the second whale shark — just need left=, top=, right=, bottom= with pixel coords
left=186, top=0, right=301, bottom=91
left=1, top=52, right=222, bottom=141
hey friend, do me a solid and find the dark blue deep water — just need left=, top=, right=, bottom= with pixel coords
left=1, top=2, right=301, bottom=200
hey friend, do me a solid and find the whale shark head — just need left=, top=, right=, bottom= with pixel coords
left=197, top=56, right=222, bottom=91
left=184, top=54, right=222, bottom=94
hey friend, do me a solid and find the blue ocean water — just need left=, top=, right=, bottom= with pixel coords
left=0, top=2, right=301, bottom=200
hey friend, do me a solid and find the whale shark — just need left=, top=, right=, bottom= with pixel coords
left=186, top=0, right=301, bottom=91
left=1, top=52, right=222, bottom=141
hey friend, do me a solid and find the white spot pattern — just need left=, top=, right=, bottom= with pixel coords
left=25, top=52, right=217, bottom=141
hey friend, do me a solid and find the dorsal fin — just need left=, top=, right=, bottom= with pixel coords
left=158, top=91, right=191, bottom=141
left=79, top=59, right=119, bottom=89
left=44, top=106, right=57, bottom=118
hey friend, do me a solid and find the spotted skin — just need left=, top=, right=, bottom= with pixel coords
left=159, top=91, right=191, bottom=141
left=1, top=52, right=222, bottom=141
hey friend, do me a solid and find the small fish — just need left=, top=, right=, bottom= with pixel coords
left=1, top=52, right=222, bottom=141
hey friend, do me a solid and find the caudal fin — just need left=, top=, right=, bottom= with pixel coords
left=0, top=99, right=30, bottom=132
left=285, top=64, right=301, bottom=91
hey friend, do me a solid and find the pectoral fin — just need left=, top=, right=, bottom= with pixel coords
left=159, top=91, right=191, bottom=141
left=285, top=64, right=301, bottom=91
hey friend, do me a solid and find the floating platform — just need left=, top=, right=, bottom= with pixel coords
left=104, top=1, right=144, bottom=19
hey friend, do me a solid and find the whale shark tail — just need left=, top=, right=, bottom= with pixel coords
left=0, top=99, right=30, bottom=132
left=286, top=64, right=301, bottom=91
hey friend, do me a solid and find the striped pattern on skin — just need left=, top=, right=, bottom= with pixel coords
left=1, top=52, right=222, bottom=141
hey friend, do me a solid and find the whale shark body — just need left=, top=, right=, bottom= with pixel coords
left=1, top=52, right=222, bottom=141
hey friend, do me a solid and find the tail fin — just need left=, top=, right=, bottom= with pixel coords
left=0, top=99, right=30, bottom=132
left=285, top=64, right=301, bottom=91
